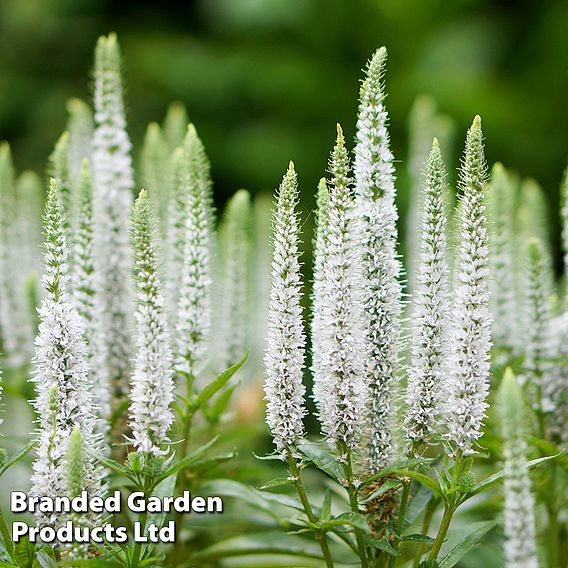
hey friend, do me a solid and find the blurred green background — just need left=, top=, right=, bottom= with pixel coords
left=0, top=0, right=567, bottom=242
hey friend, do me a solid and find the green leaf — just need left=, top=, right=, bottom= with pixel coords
left=0, top=442, right=35, bottom=478
left=191, top=452, right=236, bottom=475
left=91, top=452, right=136, bottom=483
left=259, top=477, right=293, bottom=490
left=363, top=478, right=401, bottom=502
left=191, top=531, right=355, bottom=564
left=465, top=453, right=562, bottom=501
left=193, top=352, right=248, bottom=410
left=0, top=507, right=15, bottom=562
left=360, top=457, right=432, bottom=488
left=155, top=436, right=219, bottom=484
left=403, top=534, right=436, bottom=543
left=364, top=535, right=400, bottom=556
left=203, top=385, right=237, bottom=423
left=324, top=512, right=370, bottom=533
left=528, top=437, right=568, bottom=473
left=13, top=537, right=35, bottom=568
left=320, top=489, right=331, bottom=521
left=394, top=470, right=444, bottom=499
left=201, top=479, right=304, bottom=514
left=298, top=439, right=343, bottom=481
left=398, top=532, right=436, bottom=560
left=253, top=452, right=283, bottom=461
left=438, top=519, right=498, bottom=568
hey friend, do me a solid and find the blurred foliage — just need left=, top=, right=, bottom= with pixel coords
left=0, top=0, right=567, bottom=229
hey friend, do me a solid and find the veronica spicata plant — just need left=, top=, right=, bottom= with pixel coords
left=128, top=189, right=174, bottom=456
left=174, top=125, right=214, bottom=381
left=354, top=47, right=402, bottom=472
left=264, top=162, right=307, bottom=457
left=30, top=179, right=103, bottom=532
left=445, top=115, right=492, bottom=457
left=499, top=369, right=539, bottom=568
left=1, top=32, right=567, bottom=568
left=73, top=160, right=111, bottom=440
left=92, top=33, right=134, bottom=401
left=404, top=138, right=449, bottom=448
left=313, top=125, right=365, bottom=452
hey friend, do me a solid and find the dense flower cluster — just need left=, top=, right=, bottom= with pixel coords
left=313, top=126, right=365, bottom=451
left=92, top=33, right=134, bottom=399
left=264, top=163, right=307, bottom=456
left=404, top=139, right=449, bottom=446
left=499, top=370, right=539, bottom=568
left=30, top=180, right=103, bottom=529
left=128, top=190, right=174, bottom=455
left=354, top=47, right=402, bottom=472
left=445, top=116, right=492, bottom=456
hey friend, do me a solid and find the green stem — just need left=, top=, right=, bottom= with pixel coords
left=286, top=451, right=335, bottom=568
left=388, top=480, right=411, bottom=567
left=428, top=453, right=463, bottom=561
left=339, top=444, right=369, bottom=568
left=170, top=371, right=196, bottom=563
left=413, top=496, right=438, bottom=567
left=427, top=503, right=455, bottom=560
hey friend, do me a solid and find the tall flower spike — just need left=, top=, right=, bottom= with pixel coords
left=128, top=190, right=174, bottom=455
left=30, top=179, right=102, bottom=529
left=0, top=142, right=33, bottom=367
left=498, top=369, right=539, bottom=568
left=546, top=313, right=568, bottom=444
left=523, top=238, right=553, bottom=401
left=315, top=125, right=365, bottom=451
left=73, top=161, right=110, bottom=440
left=218, top=189, right=252, bottom=369
left=310, top=177, right=330, bottom=412
left=92, top=33, right=134, bottom=398
left=167, top=125, right=212, bottom=320
left=66, top=98, right=94, bottom=182
left=175, top=126, right=214, bottom=379
left=354, top=47, right=402, bottom=471
left=141, top=122, right=170, bottom=237
left=523, top=237, right=565, bottom=442
left=404, top=139, right=449, bottom=447
left=264, top=163, right=306, bottom=456
left=445, top=116, right=492, bottom=456
left=488, top=164, right=518, bottom=351
left=16, top=170, right=44, bottom=277
left=48, top=132, right=72, bottom=229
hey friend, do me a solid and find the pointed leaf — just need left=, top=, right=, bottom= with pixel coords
left=320, top=489, right=332, bottom=520
left=0, top=442, right=35, bottom=477
left=194, top=352, right=248, bottom=410
left=438, top=519, right=498, bottom=568
left=298, top=439, right=343, bottom=481
left=465, top=453, right=562, bottom=500
left=156, top=436, right=219, bottom=483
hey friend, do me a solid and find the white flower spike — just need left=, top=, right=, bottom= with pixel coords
left=314, top=125, right=365, bottom=451
left=264, top=162, right=307, bottom=456
left=404, top=138, right=449, bottom=447
left=128, top=189, right=175, bottom=455
left=445, top=116, right=492, bottom=456
left=354, top=47, right=402, bottom=472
